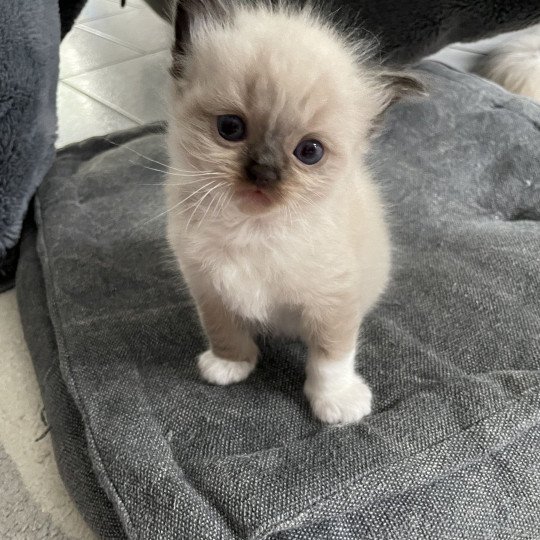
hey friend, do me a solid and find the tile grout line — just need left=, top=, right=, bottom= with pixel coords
left=75, top=24, right=149, bottom=55
left=71, top=25, right=171, bottom=60
left=59, top=81, right=144, bottom=125
left=60, top=52, right=144, bottom=81
left=61, top=47, right=170, bottom=82
left=75, top=8, right=137, bottom=26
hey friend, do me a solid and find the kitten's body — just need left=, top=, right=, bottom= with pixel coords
left=167, top=1, right=421, bottom=424
left=168, top=162, right=389, bottom=425
left=168, top=166, right=389, bottom=328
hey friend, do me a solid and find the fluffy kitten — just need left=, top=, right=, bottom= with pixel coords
left=166, top=0, right=423, bottom=424
left=477, top=24, right=540, bottom=102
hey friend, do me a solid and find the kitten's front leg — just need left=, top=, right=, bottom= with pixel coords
left=303, top=309, right=372, bottom=425
left=194, top=289, right=258, bottom=386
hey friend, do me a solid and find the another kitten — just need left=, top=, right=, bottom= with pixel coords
left=477, top=24, right=540, bottom=102
left=166, top=0, right=423, bottom=424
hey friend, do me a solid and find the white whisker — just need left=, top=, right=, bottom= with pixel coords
left=141, top=180, right=218, bottom=226
left=198, top=185, right=226, bottom=229
left=190, top=182, right=226, bottom=229
left=221, top=191, right=235, bottom=215
left=185, top=183, right=224, bottom=230
left=138, top=180, right=211, bottom=186
left=212, top=189, right=229, bottom=219
left=106, top=138, right=217, bottom=176
left=129, top=160, right=220, bottom=178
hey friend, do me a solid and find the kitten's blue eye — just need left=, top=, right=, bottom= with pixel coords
left=217, top=115, right=246, bottom=141
left=294, top=139, right=324, bottom=165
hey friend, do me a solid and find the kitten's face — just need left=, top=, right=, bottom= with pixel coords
left=167, top=6, right=418, bottom=218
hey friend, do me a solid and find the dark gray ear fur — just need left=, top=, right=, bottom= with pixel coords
left=368, top=71, right=427, bottom=138
left=171, top=0, right=231, bottom=78
left=379, top=71, right=427, bottom=108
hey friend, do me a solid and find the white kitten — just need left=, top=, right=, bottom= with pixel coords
left=477, top=24, right=540, bottom=102
left=166, top=1, right=424, bottom=424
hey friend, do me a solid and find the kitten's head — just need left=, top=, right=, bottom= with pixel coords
left=167, top=1, right=424, bottom=217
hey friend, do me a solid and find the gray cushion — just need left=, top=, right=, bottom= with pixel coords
left=17, top=62, right=540, bottom=539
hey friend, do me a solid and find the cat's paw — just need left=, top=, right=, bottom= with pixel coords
left=198, top=350, right=256, bottom=385
left=305, top=376, right=372, bottom=425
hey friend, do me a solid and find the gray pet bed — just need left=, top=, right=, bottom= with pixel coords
left=17, top=62, right=540, bottom=539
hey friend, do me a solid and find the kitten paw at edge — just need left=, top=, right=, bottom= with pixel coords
left=198, top=350, right=256, bottom=385
left=305, top=376, right=373, bottom=425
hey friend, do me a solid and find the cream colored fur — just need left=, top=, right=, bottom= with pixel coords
left=166, top=3, right=418, bottom=424
left=478, top=25, right=540, bottom=102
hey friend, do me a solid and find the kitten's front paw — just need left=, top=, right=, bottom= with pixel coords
left=198, top=350, right=256, bottom=385
left=305, top=376, right=372, bottom=425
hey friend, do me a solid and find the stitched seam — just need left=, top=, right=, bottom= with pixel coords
left=35, top=192, right=137, bottom=539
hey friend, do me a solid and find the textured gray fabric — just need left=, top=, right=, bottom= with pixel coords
left=272, top=423, right=540, bottom=539
left=17, top=62, right=540, bottom=538
left=17, top=213, right=127, bottom=539
left=0, top=0, right=60, bottom=289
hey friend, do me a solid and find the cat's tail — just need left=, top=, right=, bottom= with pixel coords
left=477, top=25, right=540, bottom=102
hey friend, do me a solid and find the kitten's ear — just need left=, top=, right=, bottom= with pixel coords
left=368, top=71, right=427, bottom=137
left=171, top=0, right=230, bottom=78
left=378, top=71, right=427, bottom=109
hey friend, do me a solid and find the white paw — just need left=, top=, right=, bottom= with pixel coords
left=198, top=350, right=256, bottom=385
left=305, top=376, right=372, bottom=425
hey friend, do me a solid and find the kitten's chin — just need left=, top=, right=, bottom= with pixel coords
left=235, top=187, right=275, bottom=215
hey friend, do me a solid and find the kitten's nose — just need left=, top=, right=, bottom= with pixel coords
left=245, top=162, right=280, bottom=188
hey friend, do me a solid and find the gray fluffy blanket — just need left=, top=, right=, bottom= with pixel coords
left=17, top=62, right=540, bottom=538
left=0, top=0, right=59, bottom=292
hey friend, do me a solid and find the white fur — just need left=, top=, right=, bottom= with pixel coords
left=166, top=3, right=402, bottom=424
left=198, top=350, right=256, bottom=385
left=171, top=177, right=390, bottom=327
left=478, top=25, right=540, bottom=101
left=304, top=349, right=373, bottom=424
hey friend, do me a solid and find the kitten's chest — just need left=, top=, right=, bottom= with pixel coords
left=211, top=246, right=285, bottom=321
left=194, top=229, right=297, bottom=322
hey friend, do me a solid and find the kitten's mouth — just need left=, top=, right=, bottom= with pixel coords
left=235, top=187, right=273, bottom=209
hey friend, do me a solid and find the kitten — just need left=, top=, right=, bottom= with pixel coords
left=476, top=24, right=540, bottom=102
left=166, top=0, right=424, bottom=424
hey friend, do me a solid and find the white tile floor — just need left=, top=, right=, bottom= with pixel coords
left=57, top=0, right=171, bottom=147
